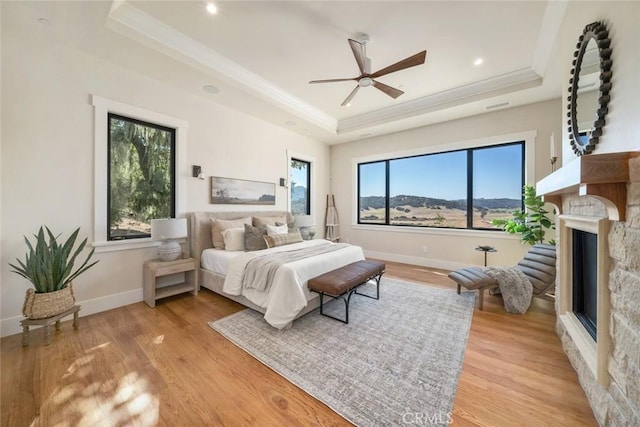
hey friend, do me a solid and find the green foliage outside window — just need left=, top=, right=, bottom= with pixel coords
left=109, top=115, right=174, bottom=240
left=491, top=185, right=556, bottom=245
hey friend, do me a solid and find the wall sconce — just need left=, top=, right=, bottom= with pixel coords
left=192, top=165, right=204, bottom=180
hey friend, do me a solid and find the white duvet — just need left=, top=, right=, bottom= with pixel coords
left=218, top=240, right=364, bottom=329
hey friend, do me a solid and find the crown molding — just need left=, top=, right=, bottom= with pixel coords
left=532, top=0, right=568, bottom=76
left=106, top=1, right=337, bottom=133
left=337, top=67, right=542, bottom=134
left=106, top=1, right=551, bottom=139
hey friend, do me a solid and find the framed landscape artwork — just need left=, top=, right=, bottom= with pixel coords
left=210, top=176, right=275, bottom=205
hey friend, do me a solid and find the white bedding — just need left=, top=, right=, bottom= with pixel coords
left=201, top=240, right=365, bottom=329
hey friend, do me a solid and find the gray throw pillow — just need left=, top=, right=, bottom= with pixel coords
left=244, top=223, right=268, bottom=251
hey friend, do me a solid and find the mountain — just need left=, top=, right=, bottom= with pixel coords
left=359, top=194, right=520, bottom=210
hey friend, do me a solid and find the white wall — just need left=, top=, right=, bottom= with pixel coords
left=330, top=99, right=562, bottom=270
left=0, top=12, right=329, bottom=336
left=560, top=0, right=640, bottom=163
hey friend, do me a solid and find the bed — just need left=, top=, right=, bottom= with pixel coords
left=188, top=211, right=365, bottom=329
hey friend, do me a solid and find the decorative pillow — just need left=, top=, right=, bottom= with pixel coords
left=222, top=227, right=245, bottom=251
left=263, top=231, right=303, bottom=248
left=266, top=224, right=288, bottom=236
left=252, top=215, right=287, bottom=227
left=276, top=221, right=298, bottom=233
left=211, top=217, right=251, bottom=249
left=244, top=223, right=268, bottom=251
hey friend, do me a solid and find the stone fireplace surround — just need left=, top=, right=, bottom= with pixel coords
left=537, top=152, right=640, bottom=426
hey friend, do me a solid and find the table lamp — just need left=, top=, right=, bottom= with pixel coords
left=294, top=215, right=315, bottom=240
left=151, top=218, right=187, bottom=261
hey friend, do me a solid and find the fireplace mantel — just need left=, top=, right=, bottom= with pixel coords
left=536, top=152, right=637, bottom=221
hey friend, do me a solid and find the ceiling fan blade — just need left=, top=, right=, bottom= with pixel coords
left=309, top=77, right=358, bottom=84
left=348, top=39, right=367, bottom=75
left=341, top=85, right=360, bottom=106
left=371, top=80, right=404, bottom=99
left=370, top=50, right=427, bottom=78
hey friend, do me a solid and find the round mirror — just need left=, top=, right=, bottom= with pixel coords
left=567, top=21, right=612, bottom=156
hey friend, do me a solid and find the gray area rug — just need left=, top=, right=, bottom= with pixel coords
left=209, top=277, right=475, bottom=426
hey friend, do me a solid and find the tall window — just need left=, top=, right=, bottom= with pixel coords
left=358, top=141, right=524, bottom=230
left=290, top=158, right=311, bottom=215
left=108, top=113, right=176, bottom=240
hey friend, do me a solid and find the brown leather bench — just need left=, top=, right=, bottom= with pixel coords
left=307, top=260, right=385, bottom=323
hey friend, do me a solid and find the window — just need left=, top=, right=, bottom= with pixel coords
left=92, top=95, right=188, bottom=252
left=108, top=114, right=176, bottom=240
left=290, top=158, right=311, bottom=215
left=357, top=141, right=524, bottom=230
left=358, top=161, right=387, bottom=224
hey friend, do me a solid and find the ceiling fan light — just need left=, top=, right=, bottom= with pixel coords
left=358, top=77, right=373, bottom=87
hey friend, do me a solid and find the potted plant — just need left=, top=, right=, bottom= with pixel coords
left=492, top=185, right=556, bottom=245
left=9, top=226, right=99, bottom=319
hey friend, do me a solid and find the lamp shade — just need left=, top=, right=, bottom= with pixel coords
left=151, top=218, right=187, bottom=241
left=294, top=215, right=313, bottom=228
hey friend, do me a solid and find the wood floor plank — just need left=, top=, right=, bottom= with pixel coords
left=1, top=259, right=596, bottom=426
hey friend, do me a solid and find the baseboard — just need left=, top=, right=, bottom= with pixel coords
left=363, top=250, right=470, bottom=272
left=1, top=288, right=143, bottom=338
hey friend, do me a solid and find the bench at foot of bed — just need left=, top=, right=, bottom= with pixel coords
left=307, top=260, right=385, bottom=324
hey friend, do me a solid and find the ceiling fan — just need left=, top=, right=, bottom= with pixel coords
left=309, top=34, right=427, bottom=106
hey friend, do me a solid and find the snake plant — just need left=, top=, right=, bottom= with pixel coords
left=9, top=226, right=99, bottom=293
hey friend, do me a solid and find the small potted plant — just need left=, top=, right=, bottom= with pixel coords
left=9, top=226, right=99, bottom=319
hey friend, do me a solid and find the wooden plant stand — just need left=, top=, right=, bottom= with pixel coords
left=20, top=305, right=80, bottom=347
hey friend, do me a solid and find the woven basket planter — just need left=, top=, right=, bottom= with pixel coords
left=22, top=283, right=75, bottom=320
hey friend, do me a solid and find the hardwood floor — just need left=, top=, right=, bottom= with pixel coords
left=1, top=260, right=596, bottom=426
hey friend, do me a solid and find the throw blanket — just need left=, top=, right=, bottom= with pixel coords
left=243, top=243, right=351, bottom=292
left=483, top=267, right=532, bottom=314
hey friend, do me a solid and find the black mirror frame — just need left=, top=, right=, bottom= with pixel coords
left=567, top=21, right=612, bottom=156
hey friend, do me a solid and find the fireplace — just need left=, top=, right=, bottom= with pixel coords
left=536, top=152, right=636, bottom=388
left=535, top=152, right=640, bottom=425
left=572, top=229, right=598, bottom=340
left=558, top=215, right=611, bottom=385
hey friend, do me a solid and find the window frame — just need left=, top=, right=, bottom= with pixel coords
left=352, top=131, right=536, bottom=234
left=107, top=112, right=177, bottom=241
left=92, top=95, right=188, bottom=252
left=287, top=150, right=316, bottom=220
left=290, top=157, right=312, bottom=216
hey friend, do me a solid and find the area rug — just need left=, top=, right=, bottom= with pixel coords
left=209, top=277, right=475, bottom=427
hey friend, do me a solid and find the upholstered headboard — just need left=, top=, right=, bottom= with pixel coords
left=188, top=211, right=295, bottom=265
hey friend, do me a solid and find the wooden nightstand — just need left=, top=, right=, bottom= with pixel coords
left=143, top=258, right=198, bottom=308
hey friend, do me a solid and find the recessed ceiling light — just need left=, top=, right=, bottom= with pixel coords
left=346, top=103, right=352, bottom=107
left=205, top=3, right=218, bottom=14
left=286, top=121, right=296, bottom=126
left=474, top=58, right=484, bottom=66
left=203, top=85, right=219, bottom=94
left=360, top=133, right=373, bottom=138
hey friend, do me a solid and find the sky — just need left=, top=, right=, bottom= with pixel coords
left=359, top=143, right=523, bottom=200
left=290, top=163, right=308, bottom=190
